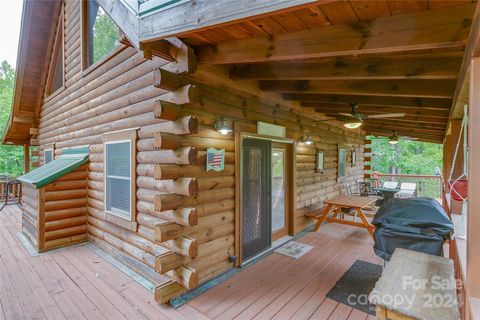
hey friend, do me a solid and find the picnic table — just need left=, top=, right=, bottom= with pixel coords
left=312, top=195, right=377, bottom=238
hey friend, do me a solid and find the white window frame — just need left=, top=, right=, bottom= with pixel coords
left=104, top=139, right=133, bottom=220
left=44, top=148, right=54, bottom=164
left=102, top=128, right=138, bottom=231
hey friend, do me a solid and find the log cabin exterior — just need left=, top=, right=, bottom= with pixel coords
left=2, top=0, right=480, bottom=316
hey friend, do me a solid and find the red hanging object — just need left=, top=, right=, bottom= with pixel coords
left=448, top=179, right=468, bottom=201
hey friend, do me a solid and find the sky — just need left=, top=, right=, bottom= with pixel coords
left=0, top=0, right=23, bottom=67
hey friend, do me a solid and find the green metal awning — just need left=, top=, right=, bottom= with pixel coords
left=18, top=154, right=89, bottom=189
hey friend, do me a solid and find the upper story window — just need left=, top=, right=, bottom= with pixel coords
left=82, top=0, right=120, bottom=69
left=46, top=9, right=64, bottom=97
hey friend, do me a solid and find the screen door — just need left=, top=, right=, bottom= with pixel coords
left=242, top=138, right=272, bottom=260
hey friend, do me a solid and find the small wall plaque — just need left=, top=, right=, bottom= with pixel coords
left=316, top=150, right=324, bottom=172
left=206, top=148, right=225, bottom=171
left=257, top=121, right=286, bottom=138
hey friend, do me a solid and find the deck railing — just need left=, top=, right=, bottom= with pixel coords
left=375, top=173, right=442, bottom=199
left=0, top=178, right=22, bottom=203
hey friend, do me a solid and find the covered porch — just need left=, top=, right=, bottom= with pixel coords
left=1, top=0, right=479, bottom=318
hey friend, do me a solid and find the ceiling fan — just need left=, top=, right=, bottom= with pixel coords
left=372, top=131, right=419, bottom=145
left=315, top=102, right=406, bottom=129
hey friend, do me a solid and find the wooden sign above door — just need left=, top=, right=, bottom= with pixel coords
left=257, top=121, right=286, bottom=138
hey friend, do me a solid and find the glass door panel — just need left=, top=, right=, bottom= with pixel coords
left=272, top=149, right=286, bottom=232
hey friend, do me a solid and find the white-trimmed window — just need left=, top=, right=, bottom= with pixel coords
left=103, top=129, right=137, bottom=230
left=105, top=140, right=131, bottom=218
left=44, top=149, right=53, bottom=164
left=44, top=143, right=55, bottom=165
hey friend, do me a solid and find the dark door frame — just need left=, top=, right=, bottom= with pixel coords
left=235, top=132, right=296, bottom=266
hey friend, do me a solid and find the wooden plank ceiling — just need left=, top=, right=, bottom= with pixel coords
left=182, top=0, right=477, bottom=144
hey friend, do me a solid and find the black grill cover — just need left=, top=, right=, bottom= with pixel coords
left=372, top=198, right=454, bottom=261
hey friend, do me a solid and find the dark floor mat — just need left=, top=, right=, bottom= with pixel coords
left=326, top=260, right=382, bottom=315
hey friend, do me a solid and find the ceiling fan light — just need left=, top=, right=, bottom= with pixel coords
left=343, top=119, right=362, bottom=129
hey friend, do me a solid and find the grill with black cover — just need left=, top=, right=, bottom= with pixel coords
left=372, top=198, right=454, bottom=261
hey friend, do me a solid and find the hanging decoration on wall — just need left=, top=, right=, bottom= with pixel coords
left=206, top=148, right=225, bottom=171
left=352, top=149, right=356, bottom=166
left=338, top=148, right=346, bottom=178
left=316, top=149, right=324, bottom=172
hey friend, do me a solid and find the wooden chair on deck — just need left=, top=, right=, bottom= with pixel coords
left=397, top=182, right=417, bottom=198
left=0, top=179, right=22, bottom=212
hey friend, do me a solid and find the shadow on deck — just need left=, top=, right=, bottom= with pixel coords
left=0, top=205, right=380, bottom=320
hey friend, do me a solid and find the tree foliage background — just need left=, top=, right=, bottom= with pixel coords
left=370, top=136, right=443, bottom=175
left=0, top=60, right=24, bottom=177
left=92, top=6, right=119, bottom=64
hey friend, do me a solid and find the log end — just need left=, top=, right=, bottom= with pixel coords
left=173, top=266, right=198, bottom=290
left=154, top=280, right=185, bottom=304
left=155, top=251, right=185, bottom=274
left=154, top=222, right=183, bottom=243
left=185, top=178, right=198, bottom=197
left=184, top=116, right=198, bottom=135
left=174, top=147, right=197, bottom=165
left=154, top=193, right=185, bottom=212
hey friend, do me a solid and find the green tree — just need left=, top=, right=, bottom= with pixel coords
left=370, top=136, right=443, bottom=175
left=92, top=7, right=119, bottom=63
left=0, top=60, right=24, bottom=177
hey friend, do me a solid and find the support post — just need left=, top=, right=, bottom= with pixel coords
left=23, top=144, right=30, bottom=173
left=467, top=56, right=480, bottom=310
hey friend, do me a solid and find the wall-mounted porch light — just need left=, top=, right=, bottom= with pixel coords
left=302, top=136, right=314, bottom=145
left=343, top=119, right=362, bottom=129
left=214, top=118, right=232, bottom=135
left=388, top=135, right=399, bottom=145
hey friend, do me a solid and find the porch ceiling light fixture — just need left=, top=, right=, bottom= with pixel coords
left=388, top=132, right=400, bottom=145
left=343, top=118, right=362, bottom=129
left=214, top=117, right=232, bottom=135
left=302, top=136, right=314, bottom=145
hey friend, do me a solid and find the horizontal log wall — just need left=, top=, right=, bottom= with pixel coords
left=21, top=182, right=39, bottom=249
left=187, top=66, right=365, bottom=235
left=42, top=166, right=89, bottom=251
left=36, top=0, right=189, bottom=297
left=34, top=0, right=364, bottom=303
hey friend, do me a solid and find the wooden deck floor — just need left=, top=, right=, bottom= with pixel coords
left=0, top=205, right=381, bottom=320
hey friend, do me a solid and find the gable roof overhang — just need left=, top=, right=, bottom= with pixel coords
left=1, top=0, right=61, bottom=145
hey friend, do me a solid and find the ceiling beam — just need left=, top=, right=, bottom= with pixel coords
left=304, top=103, right=450, bottom=118
left=197, top=4, right=474, bottom=64
left=362, top=124, right=445, bottom=135
left=363, top=119, right=446, bottom=131
left=230, top=52, right=463, bottom=80
left=284, top=93, right=452, bottom=110
left=261, top=79, right=456, bottom=99
left=314, top=110, right=447, bottom=125
left=366, top=129, right=444, bottom=143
